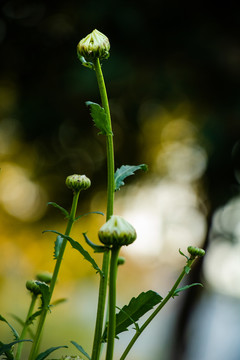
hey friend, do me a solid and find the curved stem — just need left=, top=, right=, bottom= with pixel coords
left=91, top=58, right=115, bottom=360
left=105, top=247, right=120, bottom=360
left=28, top=191, right=80, bottom=360
left=119, top=257, right=196, bottom=360
left=15, top=294, right=37, bottom=360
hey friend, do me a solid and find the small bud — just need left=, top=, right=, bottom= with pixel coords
left=77, top=29, right=110, bottom=62
left=36, top=272, right=52, bottom=284
left=66, top=174, right=91, bottom=192
left=98, top=215, right=137, bottom=247
left=26, top=280, right=41, bottom=295
left=117, top=256, right=126, bottom=266
left=187, top=246, right=205, bottom=258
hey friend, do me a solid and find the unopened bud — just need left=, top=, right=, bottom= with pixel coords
left=77, top=29, right=110, bottom=62
left=36, top=272, right=52, bottom=284
left=98, top=215, right=137, bottom=247
left=187, top=246, right=205, bottom=258
left=26, top=280, right=41, bottom=295
left=66, top=174, right=91, bottom=192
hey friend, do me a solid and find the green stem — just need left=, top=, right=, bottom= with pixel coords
left=119, top=257, right=196, bottom=360
left=105, top=247, right=120, bottom=360
left=28, top=191, right=80, bottom=360
left=91, top=58, right=115, bottom=360
left=15, top=294, right=37, bottom=360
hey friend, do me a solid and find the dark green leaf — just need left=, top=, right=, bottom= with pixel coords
left=86, top=101, right=112, bottom=135
left=184, top=265, right=191, bottom=274
left=103, top=290, right=162, bottom=341
left=35, top=282, right=50, bottom=310
left=44, top=230, right=103, bottom=276
left=178, top=248, right=189, bottom=260
left=0, top=315, right=19, bottom=340
left=48, top=202, right=69, bottom=218
left=173, top=283, right=203, bottom=297
left=71, top=341, right=91, bottom=360
left=51, top=298, right=67, bottom=307
left=26, top=310, right=42, bottom=325
left=74, top=210, right=104, bottom=222
left=83, top=232, right=109, bottom=253
left=35, top=345, right=68, bottom=360
left=114, top=164, right=148, bottom=191
left=54, top=235, right=64, bottom=259
left=0, top=340, right=32, bottom=356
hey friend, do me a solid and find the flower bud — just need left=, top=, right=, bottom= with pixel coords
left=36, top=272, right=52, bottom=284
left=66, top=174, right=91, bottom=192
left=187, top=246, right=205, bottom=258
left=98, top=215, right=137, bottom=247
left=26, top=280, right=41, bottom=295
left=77, top=29, right=110, bottom=62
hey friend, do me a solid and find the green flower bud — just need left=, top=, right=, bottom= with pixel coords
left=77, top=29, right=110, bottom=62
left=36, top=272, right=52, bottom=284
left=98, top=215, right=137, bottom=247
left=26, top=280, right=41, bottom=295
left=117, top=256, right=126, bottom=266
left=66, top=174, right=91, bottom=192
left=187, top=246, right=205, bottom=258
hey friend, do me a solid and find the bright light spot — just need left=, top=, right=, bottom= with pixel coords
left=116, top=180, right=206, bottom=263
left=0, top=162, right=47, bottom=221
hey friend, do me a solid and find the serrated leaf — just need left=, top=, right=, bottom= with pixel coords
left=71, top=341, right=91, bottom=360
left=173, top=283, right=203, bottom=298
left=26, top=310, right=42, bottom=325
left=0, top=315, right=19, bottom=340
left=83, top=232, right=108, bottom=253
left=35, top=282, right=50, bottom=310
left=44, top=230, right=103, bottom=277
left=48, top=202, right=69, bottom=218
left=86, top=101, right=112, bottom=135
left=114, top=164, right=148, bottom=191
left=102, top=290, right=162, bottom=341
left=35, top=345, right=68, bottom=360
left=54, top=235, right=64, bottom=259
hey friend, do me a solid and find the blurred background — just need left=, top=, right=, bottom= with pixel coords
left=1, top=0, right=240, bottom=359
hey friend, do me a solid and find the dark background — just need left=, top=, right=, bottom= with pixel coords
left=1, top=1, right=240, bottom=359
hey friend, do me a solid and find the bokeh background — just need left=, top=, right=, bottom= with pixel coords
left=1, top=1, right=240, bottom=359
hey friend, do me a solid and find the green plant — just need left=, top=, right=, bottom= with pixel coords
left=0, top=29, right=205, bottom=360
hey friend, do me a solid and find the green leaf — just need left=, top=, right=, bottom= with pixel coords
left=35, top=282, right=50, bottom=310
left=0, top=315, right=19, bottom=340
left=51, top=298, right=67, bottom=307
left=114, top=164, right=148, bottom=191
left=44, top=230, right=103, bottom=276
left=173, top=283, right=203, bottom=298
left=26, top=310, right=42, bottom=325
left=35, top=345, right=68, bottom=360
left=83, top=232, right=109, bottom=253
left=48, top=202, right=69, bottom=218
left=71, top=341, right=91, bottom=360
left=74, top=210, right=104, bottom=222
left=0, top=340, right=32, bottom=356
left=77, top=54, right=94, bottom=70
left=86, top=101, right=112, bottom=135
left=54, top=235, right=64, bottom=259
left=102, top=290, right=162, bottom=341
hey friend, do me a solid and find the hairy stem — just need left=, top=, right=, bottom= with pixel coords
left=28, top=191, right=80, bottom=360
left=105, top=247, right=120, bottom=360
left=15, top=294, right=37, bottom=360
left=91, top=58, right=115, bottom=360
left=120, top=257, right=197, bottom=360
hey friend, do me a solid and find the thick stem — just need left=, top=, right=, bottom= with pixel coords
left=119, top=257, right=196, bottom=360
left=91, top=58, right=115, bottom=360
left=105, top=247, right=120, bottom=360
left=28, top=191, right=80, bottom=360
left=15, top=294, right=37, bottom=360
